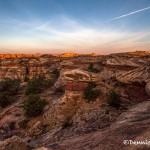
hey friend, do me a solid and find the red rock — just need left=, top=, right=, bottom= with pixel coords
left=66, top=82, right=88, bottom=91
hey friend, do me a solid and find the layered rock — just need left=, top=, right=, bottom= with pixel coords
left=116, top=66, right=150, bottom=96
left=0, top=58, right=60, bottom=81
left=116, top=66, right=150, bottom=84
left=103, top=56, right=148, bottom=67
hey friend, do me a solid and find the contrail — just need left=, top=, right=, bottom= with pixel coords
left=107, top=6, right=150, bottom=22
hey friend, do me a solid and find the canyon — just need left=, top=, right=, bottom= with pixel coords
left=0, top=52, right=150, bottom=150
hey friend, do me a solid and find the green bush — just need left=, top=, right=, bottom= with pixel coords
left=24, top=76, right=29, bottom=82
left=25, top=75, right=52, bottom=95
left=0, top=92, right=12, bottom=108
left=84, top=82, right=101, bottom=102
left=52, top=68, right=60, bottom=78
left=62, top=118, right=73, bottom=129
left=22, top=94, right=48, bottom=117
left=0, top=78, right=20, bottom=95
left=107, top=90, right=121, bottom=108
left=18, top=118, right=30, bottom=129
left=88, top=63, right=100, bottom=73
left=56, top=87, right=65, bottom=94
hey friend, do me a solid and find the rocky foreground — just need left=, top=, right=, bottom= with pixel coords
left=0, top=52, right=150, bottom=150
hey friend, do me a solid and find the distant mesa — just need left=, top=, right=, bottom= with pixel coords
left=60, top=52, right=78, bottom=57
left=0, top=53, right=41, bottom=59
left=53, top=52, right=98, bottom=57
left=0, top=51, right=149, bottom=60
left=0, top=52, right=98, bottom=59
left=111, top=50, right=150, bottom=56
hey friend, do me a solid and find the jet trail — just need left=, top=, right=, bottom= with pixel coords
left=107, top=6, right=150, bottom=22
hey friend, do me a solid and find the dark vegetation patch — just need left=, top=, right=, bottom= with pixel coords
left=22, top=94, right=48, bottom=117
left=84, top=82, right=101, bottom=102
left=25, top=75, right=53, bottom=95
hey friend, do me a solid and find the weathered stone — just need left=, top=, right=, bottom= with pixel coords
left=116, top=66, right=150, bottom=84
left=0, top=136, right=29, bottom=150
left=66, top=82, right=88, bottom=91
left=28, top=121, right=43, bottom=137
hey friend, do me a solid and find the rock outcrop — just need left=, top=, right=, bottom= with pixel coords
left=0, top=136, right=29, bottom=150
left=52, top=101, right=150, bottom=150
left=116, top=66, right=150, bottom=84
left=0, top=58, right=60, bottom=81
left=103, top=57, right=144, bottom=67
left=44, top=69, right=99, bottom=127
left=116, top=66, right=150, bottom=96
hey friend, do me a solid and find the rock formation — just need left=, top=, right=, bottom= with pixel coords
left=116, top=66, right=150, bottom=84
left=52, top=101, right=150, bottom=150
left=44, top=69, right=99, bottom=127
left=0, top=58, right=60, bottom=81
left=116, top=66, right=150, bottom=96
left=103, top=56, right=149, bottom=67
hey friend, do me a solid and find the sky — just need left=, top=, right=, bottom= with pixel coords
left=0, top=0, right=150, bottom=54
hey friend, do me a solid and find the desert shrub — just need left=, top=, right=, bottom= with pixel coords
left=0, top=91, right=12, bottom=108
left=62, top=118, right=73, bottom=129
left=88, top=82, right=96, bottom=88
left=84, top=82, right=101, bottom=102
left=107, top=90, right=121, bottom=108
left=88, top=63, right=100, bottom=73
left=24, top=76, right=29, bottom=82
left=56, top=87, right=65, bottom=94
left=8, top=121, right=16, bottom=130
left=25, top=75, right=52, bottom=95
left=52, top=68, right=60, bottom=78
left=18, top=118, right=30, bottom=129
left=0, top=78, right=20, bottom=95
left=22, top=94, right=48, bottom=117
left=15, top=113, right=21, bottom=117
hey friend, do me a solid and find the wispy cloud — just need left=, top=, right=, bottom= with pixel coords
left=107, top=6, right=150, bottom=22
left=0, top=16, right=149, bottom=54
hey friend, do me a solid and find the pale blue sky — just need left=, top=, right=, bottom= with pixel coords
left=0, top=0, right=150, bottom=54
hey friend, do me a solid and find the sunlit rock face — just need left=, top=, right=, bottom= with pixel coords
left=0, top=54, right=41, bottom=59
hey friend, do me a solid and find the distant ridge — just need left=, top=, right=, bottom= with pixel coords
left=111, top=50, right=150, bottom=56
left=0, top=53, right=98, bottom=59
